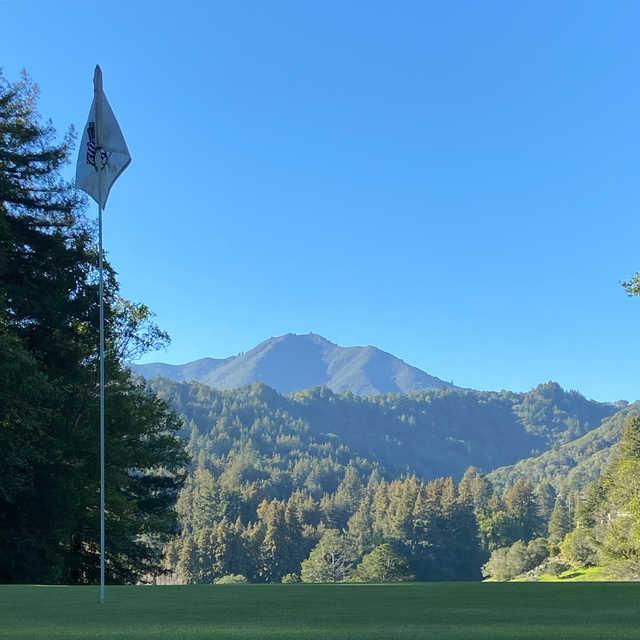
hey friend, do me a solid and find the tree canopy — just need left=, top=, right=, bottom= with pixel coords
left=352, top=544, right=413, bottom=583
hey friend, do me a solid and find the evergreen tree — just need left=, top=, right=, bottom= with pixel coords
left=386, top=476, right=420, bottom=542
left=600, top=417, right=640, bottom=561
left=256, top=500, right=290, bottom=582
left=176, top=536, right=196, bottom=584
left=534, top=480, right=557, bottom=527
left=212, top=518, right=247, bottom=579
left=194, top=527, right=216, bottom=583
left=347, top=496, right=377, bottom=556
left=504, top=479, right=540, bottom=543
left=547, top=497, right=572, bottom=549
left=476, top=496, right=517, bottom=551
left=320, top=493, right=349, bottom=530
left=191, top=465, right=218, bottom=531
left=459, top=467, right=492, bottom=511
left=334, top=466, right=364, bottom=515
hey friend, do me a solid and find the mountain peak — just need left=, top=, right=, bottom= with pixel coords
left=132, top=333, right=455, bottom=396
left=263, top=332, right=337, bottom=347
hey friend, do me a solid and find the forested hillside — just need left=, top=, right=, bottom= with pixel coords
left=489, top=404, right=640, bottom=493
left=481, top=416, right=640, bottom=582
left=150, top=379, right=620, bottom=482
left=146, top=378, right=628, bottom=583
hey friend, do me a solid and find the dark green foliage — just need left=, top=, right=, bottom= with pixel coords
left=512, top=382, right=614, bottom=445
left=534, top=481, right=557, bottom=524
left=151, top=375, right=625, bottom=583
left=622, top=273, right=640, bottom=297
left=407, top=476, right=485, bottom=581
left=551, top=417, right=640, bottom=574
left=547, top=497, right=572, bottom=549
left=482, top=538, right=550, bottom=581
left=0, top=71, right=186, bottom=583
left=459, top=467, right=493, bottom=511
left=165, top=449, right=494, bottom=583
left=301, top=529, right=357, bottom=582
left=503, top=479, right=541, bottom=541
left=483, top=417, right=640, bottom=578
left=597, top=417, right=640, bottom=562
left=526, top=537, right=552, bottom=569
left=489, top=405, right=639, bottom=494
left=475, top=480, right=543, bottom=556
left=293, top=383, right=617, bottom=479
left=352, top=544, right=413, bottom=582
left=145, top=375, right=625, bottom=585
left=560, top=528, right=598, bottom=567
left=619, top=416, right=640, bottom=460
left=152, top=378, right=619, bottom=491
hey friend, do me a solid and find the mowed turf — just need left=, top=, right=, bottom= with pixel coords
left=1, top=582, right=638, bottom=640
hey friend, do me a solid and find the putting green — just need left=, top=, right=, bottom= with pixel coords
left=1, top=582, right=637, bottom=639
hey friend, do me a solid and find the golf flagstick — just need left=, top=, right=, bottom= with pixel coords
left=76, top=65, right=131, bottom=602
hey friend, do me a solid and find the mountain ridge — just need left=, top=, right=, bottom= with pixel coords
left=150, top=378, right=622, bottom=482
left=131, top=332, right=456, bottom=396
left=488, top=401, right=640, bottom=492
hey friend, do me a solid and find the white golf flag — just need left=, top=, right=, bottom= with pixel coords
left=76, top=66, right=131, bottom=209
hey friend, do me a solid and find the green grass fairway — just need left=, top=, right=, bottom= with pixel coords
left=1, top=583, right=639, bottom=640
left=536, top=566, right=612, bottom=582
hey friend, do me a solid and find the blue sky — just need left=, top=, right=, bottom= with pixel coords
left=3, top=1, right=639, bottom=401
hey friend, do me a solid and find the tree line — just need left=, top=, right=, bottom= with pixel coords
left=163, top=455, right=575, bottom=583
left=165, top=416, right=640, bottom=585
left=482, top=416, right=640, bottom=581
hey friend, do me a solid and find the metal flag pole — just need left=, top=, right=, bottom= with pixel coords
left=95, top=69, right=106, bottom=604
left=76, top=65, right=130, bottom=603
left=98, top=197, right=105, bottom=604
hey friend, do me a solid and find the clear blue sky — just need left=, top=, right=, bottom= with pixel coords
left=3, top=1, right=639, bottom=401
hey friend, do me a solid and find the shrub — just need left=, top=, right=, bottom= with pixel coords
left=351, top=544, right=413, bottom=583
left=281, top=573, right=300, bottom=584
left=214, top=574, right=248, bottom=584
left=482, top=538, right=550, bottom=581
left=560, top=529, right=598, bottom=567
left=545, top=558, right=572, bottom=577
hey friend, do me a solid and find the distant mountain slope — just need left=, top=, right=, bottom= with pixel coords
left=150, top=378, right=621, bottom=481
left=488, top=402, right=640, bottom=492
left=132, top=333, right=455, bottom=395
left=131, top=357, right=233, bottom=382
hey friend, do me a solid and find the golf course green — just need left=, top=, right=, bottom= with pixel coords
left=1, top=582, right=637, bottom=639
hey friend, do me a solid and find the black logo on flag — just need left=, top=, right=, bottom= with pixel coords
left=86, top=122, right=109, bottom=171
